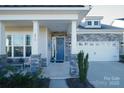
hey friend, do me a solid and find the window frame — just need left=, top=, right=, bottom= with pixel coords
left=6, top=33, right=32, bottom=58
left=14, top=46, right=24, bottom=57
left=25, top=35, right=32, bottom=57
left=94, top=21, right=99, bottom=26
left=87, top=21, right=92, bottom=26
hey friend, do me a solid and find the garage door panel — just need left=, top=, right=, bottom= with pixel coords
left=77, top=41, right=119, bottom=62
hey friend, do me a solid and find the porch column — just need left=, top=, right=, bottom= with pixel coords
left=70, top=20, right=78, bottom=77
left=32, top=20, right=40, bottom=55
left=71, top=20, right=77, bottom=54
left=0, top=21, right=6, bottom=62
left=122, top=32, right=124, bottom=55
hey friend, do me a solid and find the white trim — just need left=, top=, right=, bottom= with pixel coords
left=11, top=35, right=14, bottom=58
left=0, top=14, right=78, bottom=21
left=51, top=36, right=56, bottom=60
left=23, top=36, right=26, bottom=58
left=71, top=20, right=77, bottom=54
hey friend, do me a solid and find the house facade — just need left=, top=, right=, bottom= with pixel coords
left=0, top=5, right=124, bottom=78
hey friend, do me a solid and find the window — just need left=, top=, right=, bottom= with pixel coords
left=13, top=35, right=24, bottom=57
left=87, top=21, right=92, bottom=25
left=14, top=47, right=23, bottom=57
left=6, top=34, right=32, bottom=58
left=26, top=46, right=31, bottom=57
left=6, top=35, right=11, bottom=46
left=26, top=35, right=31, bottom=45
left=6, top=35, right=12, bottom=57
left=6, top=46, right=12, bottom=57
left=13, top=35, right=24, bottom=46
left=94, top=21, right=99, bottom=25
left=25, top=35, right=32, bottom=57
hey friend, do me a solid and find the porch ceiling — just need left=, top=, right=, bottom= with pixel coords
left=4, top=20, right=70, bottom=32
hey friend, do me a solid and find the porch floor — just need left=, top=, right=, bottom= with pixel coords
left=43, top=62, right=71, bottom=79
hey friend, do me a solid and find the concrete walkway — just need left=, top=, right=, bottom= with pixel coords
left=43, top=62, right=71, bottom=79
left=49, top=79, right=68, bottom=88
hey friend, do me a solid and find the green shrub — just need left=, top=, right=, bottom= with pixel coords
left=0, top=66, right=50, bottom=88
left=0, top=72, right=50, bottom=88
left=77, top=51, right=89, bottom=82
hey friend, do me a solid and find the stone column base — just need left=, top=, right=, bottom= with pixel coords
left=0, top=55, right=7, bottom=68
left=31, top=54, right=47, bottom=67
left=0, top=55, right=7, bottom=62
left=70, top=54, right=79, bottom=77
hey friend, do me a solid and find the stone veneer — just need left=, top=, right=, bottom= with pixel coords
left=0, top=55, right=7, bottom=68
left=0, top=55, right=7, bottom=62
left=65, top=34, right=71, bottom=61
left=77, top=33, right=123, bottom=41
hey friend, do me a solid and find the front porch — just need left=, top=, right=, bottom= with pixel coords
left=0, top=20, right=78, bottom=78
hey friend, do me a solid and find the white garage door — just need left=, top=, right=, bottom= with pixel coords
left=77, top=41, right=119, bottom=62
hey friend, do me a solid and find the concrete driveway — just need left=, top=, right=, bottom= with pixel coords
left=88, top=62, right=124, bottom=88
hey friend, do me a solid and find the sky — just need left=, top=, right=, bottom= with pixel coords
left=88, top=5, right=124, bottom=25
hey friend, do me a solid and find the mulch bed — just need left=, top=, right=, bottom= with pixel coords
left=0, top=78, right=50, bottom=88
left=38, top=78, right=50, bottom=88
left=66, top=78, right=94, bottom=88
left=119, top=60, right=124, bottom=63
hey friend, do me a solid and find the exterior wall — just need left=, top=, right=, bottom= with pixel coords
left=77, top=33, right=123, bottom=41
left=65, top=33, right=71, bottom=61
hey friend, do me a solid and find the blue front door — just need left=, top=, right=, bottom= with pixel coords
left=56, top=37, right=64, bottom=62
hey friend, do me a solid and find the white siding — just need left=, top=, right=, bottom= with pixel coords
left=77, top=41, right=119, bottom=61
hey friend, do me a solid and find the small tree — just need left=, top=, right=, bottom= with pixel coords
left=77, top=51, right=89, bottom=82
